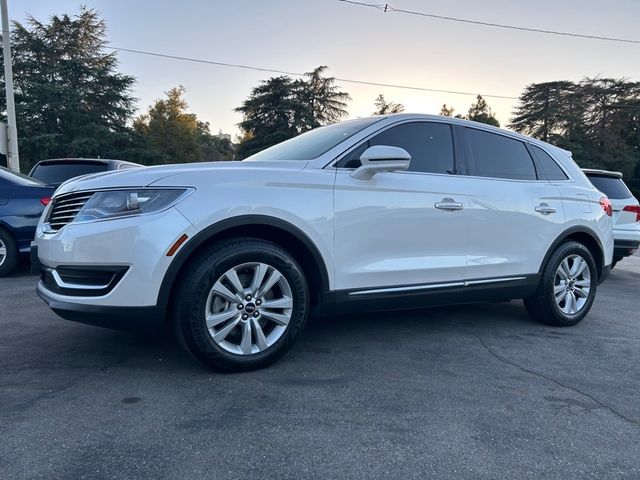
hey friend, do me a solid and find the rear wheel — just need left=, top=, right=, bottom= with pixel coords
left=173, top=238, right=309, bottom=371
left=0, top=229, right=18, bottom=277
left=524, top=241, right=597, bottom=327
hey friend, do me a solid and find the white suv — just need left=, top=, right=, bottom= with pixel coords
left=34, top=114, right=614, bottom=371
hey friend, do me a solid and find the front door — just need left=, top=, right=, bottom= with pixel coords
left=333, top=121, right=470, bottom=292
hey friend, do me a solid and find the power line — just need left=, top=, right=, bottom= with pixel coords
left=338, top=0, right=640, bottom=45
left=109, top=46, right=518, bottom=100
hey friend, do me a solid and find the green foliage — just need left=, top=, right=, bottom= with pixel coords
left=298, top=66, right=351, bottom=128
left=466, top=95, right=500, bottom=127
left=0, top=8, right=136, bottom=171
left=235, top=67, right=350, bottom=158
left=510, top=78, right=640, bottom=180
left=373, top=94, right=404, bottom=115
left=439, top=104, right=455, bottom=117
left=133, top=86, right=234, bottom=164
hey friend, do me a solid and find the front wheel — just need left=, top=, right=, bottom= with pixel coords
left=524, top=241, right=597, bottom=327
left=0, top=229, right=18, bottom=277
left=173, top=238, right=309, bottom=371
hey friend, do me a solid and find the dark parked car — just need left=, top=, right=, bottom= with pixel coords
left=29, top=158, right=142, bottom=187
left=0, top=167, right=55, bottom=276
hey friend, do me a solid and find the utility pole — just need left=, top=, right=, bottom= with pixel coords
left=1, top=0, right=19, bottom=172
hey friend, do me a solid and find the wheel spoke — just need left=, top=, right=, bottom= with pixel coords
left=574, top=286, right=590, bottom=298
left=240, top=320, right=253, bottom=354
left=575, top=279, right=591, bottom=287
left=0, top=247, right=6, bottom=256
left=570, top=257, right=583, bottom=276
left=213, top=317, right=241, bottom=343
left=566, top=292, right=577, bottom=314
left=250, top=263, right=269, bottom=295
left=555, top=289, right=568, bottom=303
left=559, top=259, right=571, bottom=279
left=553, top=284, right=566, bottom=295
left=257, top=270, right=282, bottom=298
left=261, top=297, right=293, bottom=309
left=261, top=309, right=290, bottom=326
left=252, top=318, right=269, bottom=351
left=206, top=309, right=239, bottom=329
left=212, top=281, right=242, bottom=303
left=574, top=259, right=588, bottom=277
left=225, top=268, right=246, bottom=297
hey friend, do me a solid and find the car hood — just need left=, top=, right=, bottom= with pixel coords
left=54, top=161, right=309, bottom=195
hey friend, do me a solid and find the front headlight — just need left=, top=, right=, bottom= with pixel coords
left=74, top=188, right=191, bottom=223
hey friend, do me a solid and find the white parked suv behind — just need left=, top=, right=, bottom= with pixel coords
left=582, top=169, right=640, bottom=269
left=34, top=114, right=614, bottom=371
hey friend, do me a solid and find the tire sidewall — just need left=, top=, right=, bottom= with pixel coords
left=178, top=240, right=309, bottom=371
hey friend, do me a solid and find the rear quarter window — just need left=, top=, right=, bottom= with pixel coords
left=530, top=145, right=568, bottom=181
left=586, top=175, right=633, bottom=200
left=465, top=128, right=537, bottom=181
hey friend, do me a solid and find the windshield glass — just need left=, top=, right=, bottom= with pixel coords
left=31, top=162, right=107, bottom=184
left=245, top=117, right=383, bottom=161
left=0, top=166, right=44, bottom=186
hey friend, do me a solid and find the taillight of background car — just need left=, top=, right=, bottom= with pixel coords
left=622, top=204, right=640, bottom=222
left=600, top=197, right=613, bottom=217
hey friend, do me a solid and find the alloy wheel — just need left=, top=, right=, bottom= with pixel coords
left=0, top=238, right=6, bottom=267
left=205, top=262, right=293, bottom=355
left=553, top=254, right=592, bottom=315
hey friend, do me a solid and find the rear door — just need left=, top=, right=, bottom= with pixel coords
left=460, top=128, right=566, bottom=280
left=333, top=121, right=471, bottom=291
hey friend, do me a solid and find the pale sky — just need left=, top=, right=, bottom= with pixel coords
left=11, top=0, right=640, bottom=137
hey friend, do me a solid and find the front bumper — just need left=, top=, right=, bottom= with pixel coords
left=34, top=206, right=198, bottom=330
left=37, top=283, right=164, bottom=331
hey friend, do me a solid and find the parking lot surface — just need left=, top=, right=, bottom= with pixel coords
left=1, top=255, right=639, bottom=479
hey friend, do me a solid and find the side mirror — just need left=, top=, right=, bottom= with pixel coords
left=351, top=145, right=411, bottom=180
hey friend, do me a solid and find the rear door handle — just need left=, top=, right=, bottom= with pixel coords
left=535, top=203, right=557, bottom=215
left=435, top=198, right=464, bottom=211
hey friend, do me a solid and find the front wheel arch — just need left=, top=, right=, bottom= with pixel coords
left=159, top=215, right=330, bottom=316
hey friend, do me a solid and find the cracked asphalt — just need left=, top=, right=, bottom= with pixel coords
left=1, top=254, right=639, bottom=479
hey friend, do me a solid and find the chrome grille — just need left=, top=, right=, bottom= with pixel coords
left=47, top=191, right=94, bottom=230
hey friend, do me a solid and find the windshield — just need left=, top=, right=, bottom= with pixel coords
left=31, top=162, right=107, bottom=184
left=0, top=166, right=44, bottom=186
left=245, top=117, right=384, bottom=162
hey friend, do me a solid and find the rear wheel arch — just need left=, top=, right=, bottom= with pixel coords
left=540, top=227, right=605, bottom=281
left=159, top=215, right=330, bottom=312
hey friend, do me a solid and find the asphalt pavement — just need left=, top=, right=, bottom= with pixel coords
left=1, top=255, right=639, bottom=479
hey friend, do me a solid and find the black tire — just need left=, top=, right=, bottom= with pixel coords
left=524, top=241, right=597, bottom=327
left=0, top=229, right=19, bottom=277
left=173, top=237, right=309, bottom=372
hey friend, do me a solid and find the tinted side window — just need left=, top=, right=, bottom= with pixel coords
left=530, top=145, right=568, bottom=180
left=466, top=128, right=537, bottom=180
left=338, top=122, right=455, bottom=174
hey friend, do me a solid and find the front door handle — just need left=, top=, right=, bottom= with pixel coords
left=535, top=203, right=557, bottom=215
left=435, top=198, right=464, bottom=211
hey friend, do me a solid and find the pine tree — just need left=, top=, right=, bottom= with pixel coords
left=0, top=8, right=136, bottom=170
left=373, top=94, right=405, bottom=115
left=466, top=95, right=500, bottom=127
